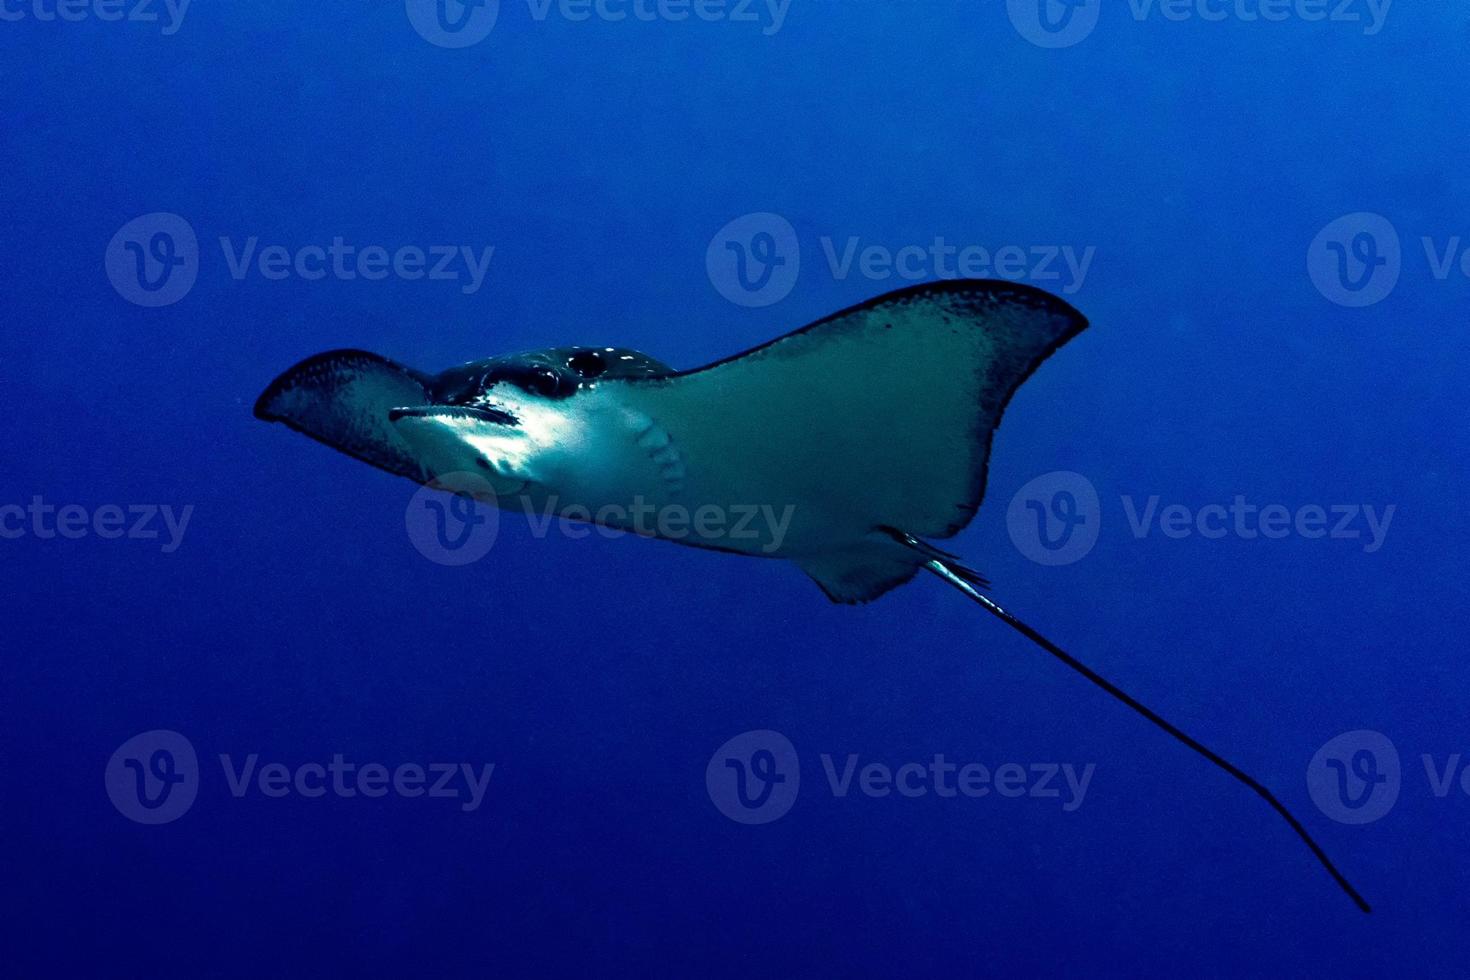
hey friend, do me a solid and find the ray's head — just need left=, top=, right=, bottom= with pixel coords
left=387, top=346, right=670, bottom=494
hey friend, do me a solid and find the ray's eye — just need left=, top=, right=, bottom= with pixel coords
left=481, top=364, right=575, bottom=399
left=525, top=367, right=565, bottom=397
left=567, top=350, right=607, bottom=379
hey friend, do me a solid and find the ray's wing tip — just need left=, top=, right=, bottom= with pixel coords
left=955, top=278, right=1089, bottom=332
left=862, top=278, right=1089, bottom=336
left=253, top=381, right=285, bottom=421
left=254, top=372, right=295, bottom=422
left=253, top=348, right=408, bottom=422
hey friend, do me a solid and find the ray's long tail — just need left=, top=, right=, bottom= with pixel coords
left=903, top=540, right=1371, bottom=914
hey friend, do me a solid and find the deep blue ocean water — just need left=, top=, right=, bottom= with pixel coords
left=4, top=1, right=1467, bottom=975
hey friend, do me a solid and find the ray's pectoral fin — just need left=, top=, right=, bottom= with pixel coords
left=254, top=349, right=434, bottom=482
left=613, top=279, right=1087, bottom=604
left=797, top=543, right=926, bottom=605
left=798, top=531, right=991, bottom=605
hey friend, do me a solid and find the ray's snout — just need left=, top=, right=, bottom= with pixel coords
left=387, top=405, right=518, bottom=427
left=388, top=404, right=529, bottom=496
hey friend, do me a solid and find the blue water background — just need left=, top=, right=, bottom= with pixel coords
left=3, top=2, right=1467, bottom=975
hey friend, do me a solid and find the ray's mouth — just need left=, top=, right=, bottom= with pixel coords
left=387, top=405, right=520, bottom=427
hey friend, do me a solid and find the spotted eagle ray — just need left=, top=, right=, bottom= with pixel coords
left=255, top=279, right=1369, bottom=912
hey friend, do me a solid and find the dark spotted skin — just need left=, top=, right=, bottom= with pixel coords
left=430, top=347, right=673, bottom=408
